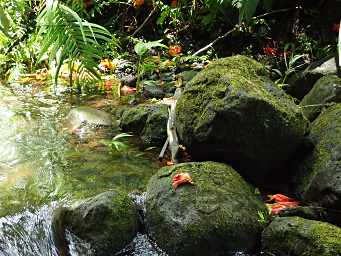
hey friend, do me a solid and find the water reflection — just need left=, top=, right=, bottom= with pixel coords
left=0, top=83, right=159, bottom=255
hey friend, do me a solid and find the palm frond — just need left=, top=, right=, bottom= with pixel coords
left=36, top=0, right=112, bottom=87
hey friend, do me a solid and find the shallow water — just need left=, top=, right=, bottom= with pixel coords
left=0, top=83, right=160, bottom=255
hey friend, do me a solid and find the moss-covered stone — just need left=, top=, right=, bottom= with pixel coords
left=119, top=104, right=168, bottom=145
left=175, top=55, right=308, bottom=185
left=262, top=216, right=341, bottom=256
left=145, top=161, right=269, bottom=256
left=57, top=191, right=138, bottom=254
left=300, top=75, right=341, bottom=121
left=295, top=104, right=341, bottom=210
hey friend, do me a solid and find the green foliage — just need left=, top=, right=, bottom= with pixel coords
left=232, top=0, right=260, bottom=23
left=133, top=39, right=167, bottom=93
left=0, top=6, right=10, bottom=37
left=111, top=133, right=133, bottom=151
left=36, top=0, right=113, bottom=87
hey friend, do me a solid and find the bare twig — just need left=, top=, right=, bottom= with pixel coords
left=131, top=7, right=157, bottom=37
left=193, top=7, right=296, bottom=56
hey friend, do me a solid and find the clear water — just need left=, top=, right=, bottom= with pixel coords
left=0, top=83, right=161, bottom=255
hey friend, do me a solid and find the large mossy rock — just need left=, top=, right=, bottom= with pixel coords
left=119, top=104, right=168, bottom=145
left=145, top=161, right=269, bottom=256
left=176, top=55, right=308, bottom=184
left=300, top=75, right=341, bottom=121
left=262, top=217, right=341, bottom=256
left=55, top=191, right=138, bottom=255
left=295, top=104, right=341, bottom=210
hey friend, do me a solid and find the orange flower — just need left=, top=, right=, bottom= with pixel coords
left=172, top=172, right=194, bottom=190
left=169, top=45, right=182, bottom=57
left=133, top=0, right=144, bottom=7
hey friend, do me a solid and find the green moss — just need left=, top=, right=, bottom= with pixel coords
left=176, top=55, right=308, bottom=183
left=262, top=217, right=341, bottom=256
left=64, top=191, right=138, bottom=254
left=296, top=104, right=341, bottom=206
left=146, top=161, right=268, bottom=255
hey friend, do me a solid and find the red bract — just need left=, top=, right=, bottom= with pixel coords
left=263, top=47, right=277, bottom=56
left=269, top=193, right=297, bottom=203
left=172, top=172, right=194, bottom=190
left=267, top=193, right=300, bottom=215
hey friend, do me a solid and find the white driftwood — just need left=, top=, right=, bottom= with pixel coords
left=159, top=88, right=182, bottom=163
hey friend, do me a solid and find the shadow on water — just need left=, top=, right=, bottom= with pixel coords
left=0, top=83, right=162, bottom=255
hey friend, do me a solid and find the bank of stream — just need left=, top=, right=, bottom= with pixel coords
left=0, top=82, right=164, bottom=255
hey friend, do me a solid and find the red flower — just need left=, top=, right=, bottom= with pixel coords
left=332, top=23, right=340, bottom=33
left=263, top=47, right=278, bottom=56
left=169, top=45, right=182, bottom=57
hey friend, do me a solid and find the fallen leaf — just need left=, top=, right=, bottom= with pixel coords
left=172, top=172, right=194, bottom=190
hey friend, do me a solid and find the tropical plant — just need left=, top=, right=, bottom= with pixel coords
left=133, top=39, right=167, bottom=93
left=36, top=0, right=113, bottom=87
left=110, top=133, right=133, bottom=152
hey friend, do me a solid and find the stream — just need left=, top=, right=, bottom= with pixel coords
left=0, top=82, right=162, bottom=256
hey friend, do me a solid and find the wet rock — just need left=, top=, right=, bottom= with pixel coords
left=142, top=81, right=165, bottom=99
left=65, top=106, right=113, bottom=131
left=286, top=55, right=339, bottom=100
left=177, top=70, right=199, bottom=84
left=262, top=216, right=341, bottom=256
left=145, top=161, right=269, bottom=256
left=278, top=206, right=341, bottom=228
left=176, top=55, right=308, bottom=185
left=300, top=75, right=341, bottom=121
left=295, top=104, right=341, bottom=210
left=120, top=104, right=168, bottom=145
left=53, top=191, right=138, bottom=255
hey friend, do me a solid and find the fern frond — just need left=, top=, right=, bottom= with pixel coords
left=37, top=0, right=112, bottom=87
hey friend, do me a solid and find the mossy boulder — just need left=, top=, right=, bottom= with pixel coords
left=176, top=55, right=308, bottom=184
left=300, top=75, right=341, bottom=121
left=119, top=104, right=168, bottom=145
left=262, top=216, right=341, bottom=256
left=54, top=191, right=138, bottom=255
left=145, top=161, right=269, bottom=256
left=295, top=104, right=341, bottom=210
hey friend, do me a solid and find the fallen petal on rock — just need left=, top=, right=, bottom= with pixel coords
left=172, top=172, right=194, bottom=190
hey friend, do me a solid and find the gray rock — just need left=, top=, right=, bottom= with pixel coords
left=295, top=104, right=341, bottom=210
left=262, top=217, right=341, bottom=256
left=142, top=81, right=165, bottom=99
left=53, top=191, right=138, bottom=255
left=120, top=104, right=168, bottom=145
left=286, top=55, right=339, bottom=100
left=146, top=161, right=269, bottom=256
left=300, top=75, right=341, bottom=121
left=65, top=106, right=113, bottom=131
left=175, top=55, right=309, bottom=185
